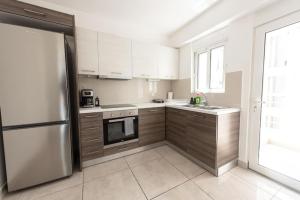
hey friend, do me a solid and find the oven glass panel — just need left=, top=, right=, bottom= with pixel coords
left=107, top=121, right=125, bottom=142
left=104, top=117, right=138, bottom=145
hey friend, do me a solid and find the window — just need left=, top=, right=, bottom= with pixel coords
left=193, top=46, right=225, bottom=92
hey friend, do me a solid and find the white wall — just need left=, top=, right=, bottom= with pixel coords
left=179, top=0, right=300, bottom=164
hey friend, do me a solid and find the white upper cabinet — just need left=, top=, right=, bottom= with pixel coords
left=132, top=41, right=158, bottom=79
left=98, top=33, right=132, bottom=79
left=179, top=44, right=192, bottom=80
left=76, top=27, right=99, bottom=75
left=158, top=46, right=179, bottom=80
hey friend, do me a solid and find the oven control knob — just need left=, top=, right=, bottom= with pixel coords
left=111, top=114, right=114, bottom=117
left=129, top=112, right=132, bottom=115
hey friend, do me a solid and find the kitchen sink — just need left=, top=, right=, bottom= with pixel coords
left=182, top=105, right=226, bottom=110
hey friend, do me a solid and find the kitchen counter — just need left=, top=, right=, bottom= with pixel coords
left=166, top=104, right=240, bottom=115
left=80, top=101, right=240, bottom=115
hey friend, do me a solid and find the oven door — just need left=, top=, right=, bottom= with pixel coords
left=103, top=116, right=138, bottom=145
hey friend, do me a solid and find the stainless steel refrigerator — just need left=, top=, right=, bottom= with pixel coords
left=0, top=23, right=72, bottom=192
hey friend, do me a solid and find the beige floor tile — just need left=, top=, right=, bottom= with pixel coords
left=38, top=185, right=82, bottom=200
left=83, top=158, right=128, bottom=182
left=155, top=145, right=206, bottom=179
left=83, top=169, right=146, bottom=200
left=153, top=180, right=213, bottom=200
left=193, top=172, right=272, bottom=200
left=125, top=149, right=162, bottom=168
left=274, top=187, right=300, bottom=200
left=4, top=172, right=83, bottom=200
left=230, top=167, right=281, bottom=195
left=131, top=158, right=188, bottom=199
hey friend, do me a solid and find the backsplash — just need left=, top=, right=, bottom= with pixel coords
left=79, top=77, right=172, bottom=105
left=171, top=71, right=242, bottom=108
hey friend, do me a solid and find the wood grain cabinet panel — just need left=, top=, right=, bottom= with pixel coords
left=79, top=113, right=104, bottom=161
left=166, top=108, right=187, bottom=151
left=186, top=112, right=217, bottom=168
left=216, top=112, right=240, bottom=167
left=0, top=0, right=73, bottom=26
left=138, top=108, right=165, bottom=146
left=166, top=107, right=240, bottom=171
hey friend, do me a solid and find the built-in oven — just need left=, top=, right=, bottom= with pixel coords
left=103, top=109, right=138, bottom=146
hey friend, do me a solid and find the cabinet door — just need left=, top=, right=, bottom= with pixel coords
left=179, top=45, right=192, bottom=80
left=166, top=108, right=187, bottom=151
left=138, top=108, right=165, bottom=146
left=98, top=33, right=132, bottom=79
left=158, top=46, right=179, bottom=80
left=132, top=41, right=158, bottom=79
left=76, top=28, right=99, bottom=75
left=80, top=113, right=103, bottom=161
left=186, top=112, right=217, bottom=169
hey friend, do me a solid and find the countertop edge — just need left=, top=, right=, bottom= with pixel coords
left=79, top=103, right=240, bottom=115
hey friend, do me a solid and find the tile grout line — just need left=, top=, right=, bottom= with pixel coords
left=190, top=173, right=216, bottom=200
left=150, top=179, right=191, bottom=200
left=154, top=147, right=207, bottom=181
left=30, top=184, right=83, bottom=200
left=125, top=158, right=149, bottom=200
left=229, top=170, right=281, bottom=197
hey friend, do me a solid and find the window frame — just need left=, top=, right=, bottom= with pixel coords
left=192, top=44, right=225, bottom=93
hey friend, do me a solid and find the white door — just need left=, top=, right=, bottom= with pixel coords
left=249, top=11, right=300, bottom=191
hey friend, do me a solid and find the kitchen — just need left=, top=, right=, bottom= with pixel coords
left=0, top=0, right=300, bottom=200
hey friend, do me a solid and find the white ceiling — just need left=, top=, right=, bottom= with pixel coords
left=36, top=0, right=219, bottom=38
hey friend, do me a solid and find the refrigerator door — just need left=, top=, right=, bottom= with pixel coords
left=0, top=23, right=69, bottom=127
left=3, top=124, right=72, bottom=191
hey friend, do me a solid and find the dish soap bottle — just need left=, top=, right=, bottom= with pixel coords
left=195, top=93, right=202, bottom=105
left=95, top=96, right=100, bottom=107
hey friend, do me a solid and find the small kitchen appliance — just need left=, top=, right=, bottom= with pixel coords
left=80, top=89, right=94, bottom=108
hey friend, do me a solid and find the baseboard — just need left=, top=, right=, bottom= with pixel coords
left=238, top=160, right=249, bottom=169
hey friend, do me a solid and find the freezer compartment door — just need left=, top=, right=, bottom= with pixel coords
left=3, top=124, right=72, bottom=192
left=0, top=23, right=69, bottom=127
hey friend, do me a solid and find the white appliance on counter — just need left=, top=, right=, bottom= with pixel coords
left=0, top=23, right=72, bottom=191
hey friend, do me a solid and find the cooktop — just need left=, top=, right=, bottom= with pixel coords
left=101, top=104, right=137, bottom=109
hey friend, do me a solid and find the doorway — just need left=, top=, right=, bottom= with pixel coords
left=249, top=11, right=300, bottom=191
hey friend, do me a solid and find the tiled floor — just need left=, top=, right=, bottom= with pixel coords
left=3, top=145, right=300, bottom=200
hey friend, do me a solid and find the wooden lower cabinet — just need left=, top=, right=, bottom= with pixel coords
left=138, top=107, right=165, bottom=146
left=79, top=113, right=104, bottom=161
left=166, top=107, right=240, bottom=170
left=166, top=108, right=187, bottom=151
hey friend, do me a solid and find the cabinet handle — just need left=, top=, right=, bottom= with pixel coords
left=81, top=69, right=95, bottom=73
left=82, top=115, right=98, bottom=118
left=82, top=127, right=99, bottom=131
left=83, top=138, right=101, bottom=143
left=111, top=72, right=122, bottom=75
left=148, top=109, right=158, bottom=112
left=23, top=9, right=46, bottom=16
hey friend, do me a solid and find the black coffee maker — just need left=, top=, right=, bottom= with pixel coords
left=80, top=89, right=94, bottom=108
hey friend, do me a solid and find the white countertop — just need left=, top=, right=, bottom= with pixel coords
left=79, top=100, right=240, bottom=115
left=165, top=104, right=240, bottom=115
